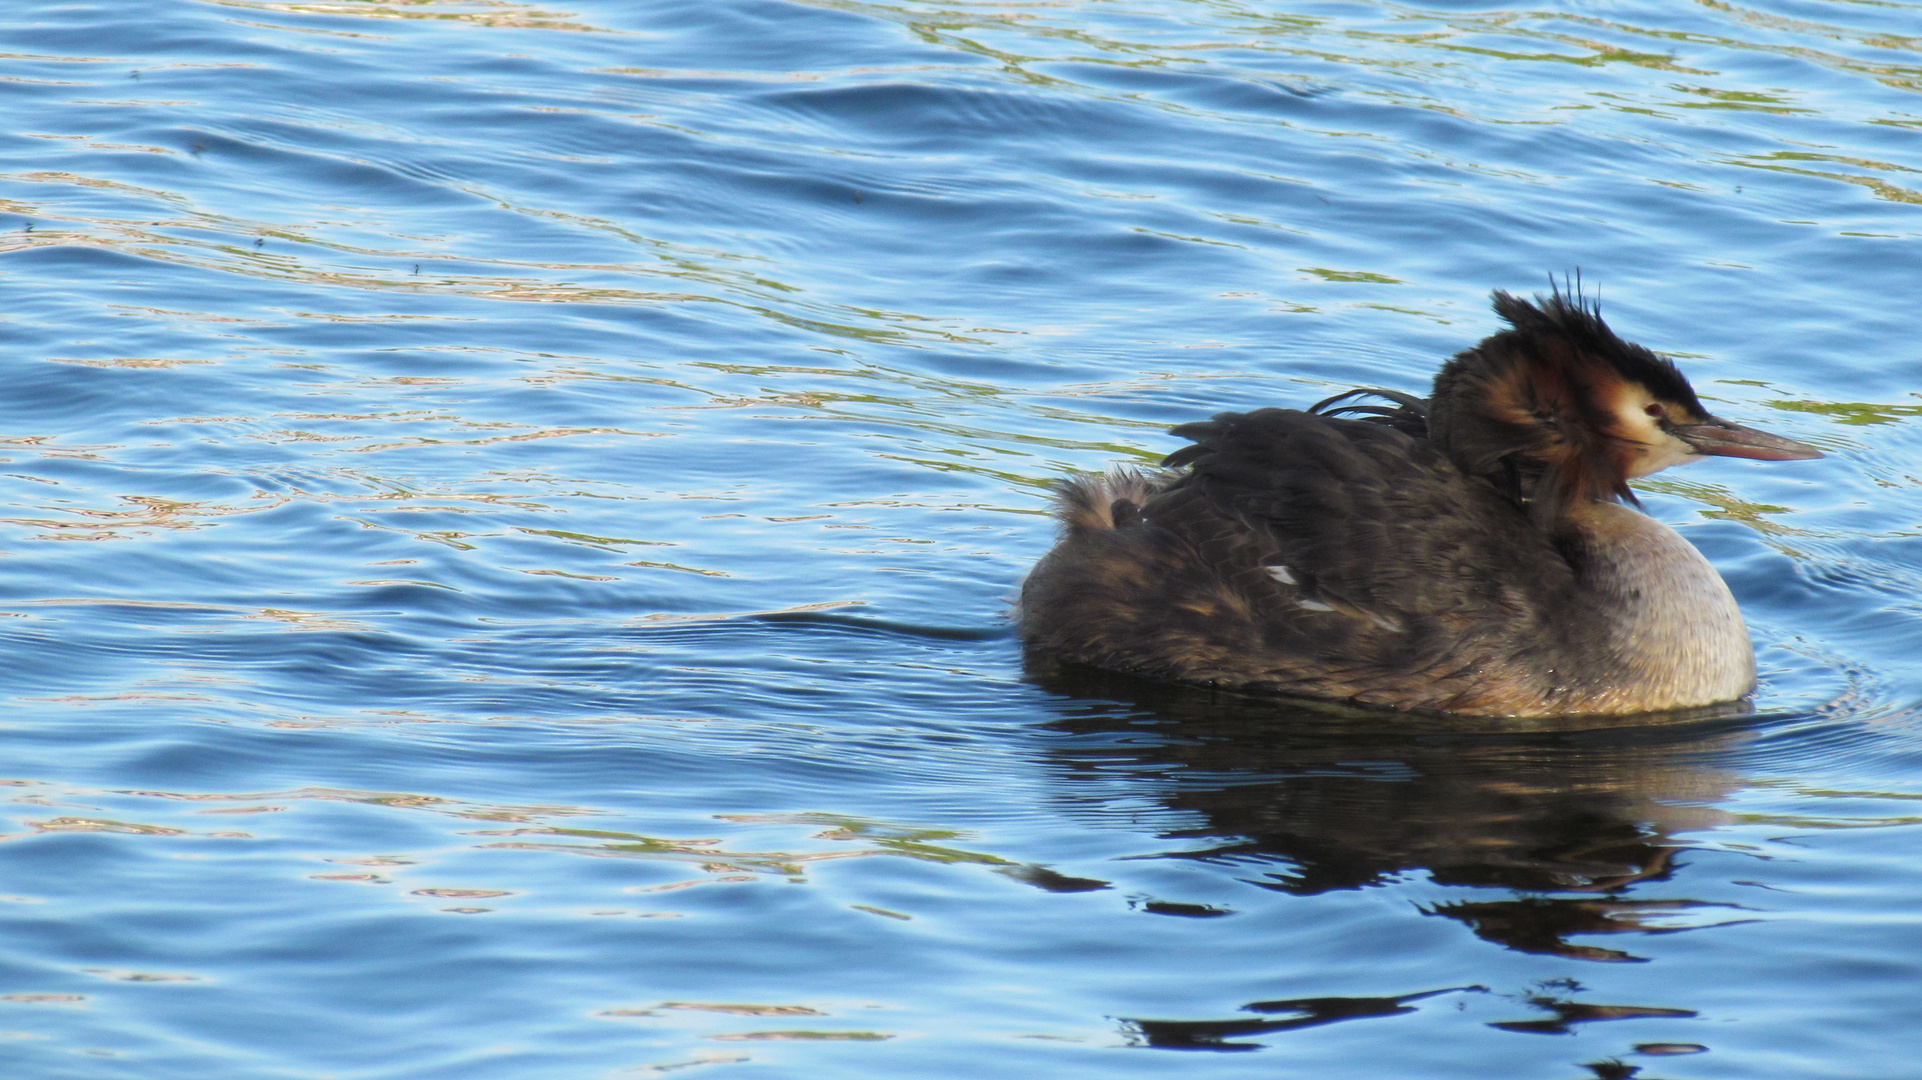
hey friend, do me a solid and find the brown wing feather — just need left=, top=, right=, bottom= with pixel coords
left=1019, top=408, right=1587, bottom=711
left=1156, top=408, right=1580, bottom=702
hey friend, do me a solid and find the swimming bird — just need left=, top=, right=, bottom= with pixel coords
left=1019, top=290, right=1823, bottom=716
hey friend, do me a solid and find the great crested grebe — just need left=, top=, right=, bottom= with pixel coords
left=1020, top=289, right=1823, bottom=717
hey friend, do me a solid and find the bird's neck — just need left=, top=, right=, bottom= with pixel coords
left=1554, top=502, right=1755, bottom=713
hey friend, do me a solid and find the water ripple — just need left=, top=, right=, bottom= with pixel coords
left=2, top=0, right=1921, bottom=1077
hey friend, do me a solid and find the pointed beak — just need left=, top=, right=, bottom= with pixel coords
left=1673, top=417, right=1823, bottom=461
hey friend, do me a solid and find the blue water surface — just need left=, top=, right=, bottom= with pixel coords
left=2, top=1, right=1921, bottom=1077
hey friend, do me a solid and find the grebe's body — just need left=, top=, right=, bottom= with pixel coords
left=1019, top=292, right=1821, bottom=716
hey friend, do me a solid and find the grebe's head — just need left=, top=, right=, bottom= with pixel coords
left=1430, top=289, right=1821, bottom=527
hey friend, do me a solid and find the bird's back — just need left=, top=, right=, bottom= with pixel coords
left=1019, top=406, right=1589, bottom=714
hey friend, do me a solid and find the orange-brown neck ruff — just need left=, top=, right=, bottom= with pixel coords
left=1492, top=340, right=1641, bottom=513
left=1427, top=291, right=1707, bottom=533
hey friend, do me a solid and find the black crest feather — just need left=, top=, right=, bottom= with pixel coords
left=1489, top=286, right=1703, bottom=417
left=1426, top=286, right=1706, bottom=531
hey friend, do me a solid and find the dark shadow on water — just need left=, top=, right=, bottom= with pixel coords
left=1030, top=658, right=1760, bottom=957
left=1125, top=986, right=1486, bottom=1051
left=747, top=608, right=1014, bottom=641
left=1027, top=659, right=1764, bottom=1052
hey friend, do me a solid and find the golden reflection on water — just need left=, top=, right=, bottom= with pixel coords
left=2, top=782, right=1066, bottom=895
left=477, top=810, right=1033, bottom=882
left=1635, top=476, right=1804, bottom=537
left=1767, top=396, right=1922, bottom=426
left=8, top=0, right=1911, bottom=379
left=203, top=0, right=608, bottom=34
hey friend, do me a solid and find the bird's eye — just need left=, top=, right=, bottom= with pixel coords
left=1644, top=403, right=1665, bottom=418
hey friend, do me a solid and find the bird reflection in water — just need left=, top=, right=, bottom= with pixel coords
left=1126, top=986, right=1487, bottom=1051
left=1029, top=660, right=1753, bottom=1054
